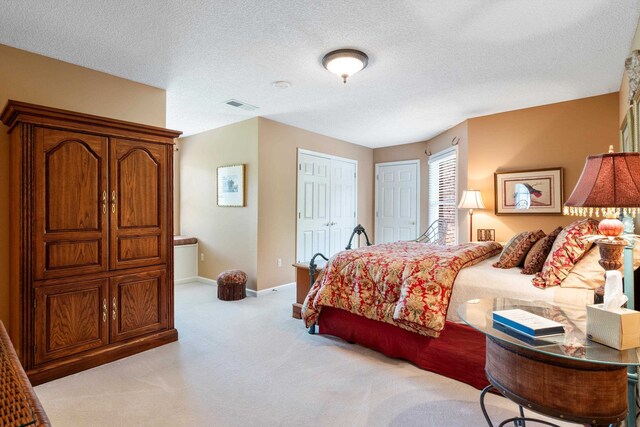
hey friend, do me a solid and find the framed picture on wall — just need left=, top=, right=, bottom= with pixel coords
left=494, top=168, right=563, bottom=215
left=217, top=164, right=246, bottom=207
left=620, top=107, right=634, bottom=152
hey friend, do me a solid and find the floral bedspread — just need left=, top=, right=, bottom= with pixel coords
left=302, top=241, right=502, bottom=337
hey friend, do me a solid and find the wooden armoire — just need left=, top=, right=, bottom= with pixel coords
left=1, top=101, right=181, bottom=384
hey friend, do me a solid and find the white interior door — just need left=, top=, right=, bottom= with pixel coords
left=330, top=159, right=357, bottom=255
left=297, top=153, right=331, bottom=263
left=297, top=150, right=358, bottom=263
left=375, top=160, right=419, bottom=244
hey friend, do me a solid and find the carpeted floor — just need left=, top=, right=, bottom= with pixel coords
left=35, top=281, right=572, bottom=426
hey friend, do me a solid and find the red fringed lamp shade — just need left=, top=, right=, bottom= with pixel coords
left=565, top=149, right=640, bottom=277
left=564, top=151, right=640, bottom=220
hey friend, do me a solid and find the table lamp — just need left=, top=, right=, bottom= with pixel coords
left=458, top=190, right=485, bottom=242
left=564, top=146, right=640, bottom=301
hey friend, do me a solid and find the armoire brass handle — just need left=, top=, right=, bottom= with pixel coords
left=102, top=191, right=107, bottom=215
left=102, top=298, right=107, bottom=323
left=112, top=297, right=117, bottom=320
left=111, top=191, right=117, bottom=213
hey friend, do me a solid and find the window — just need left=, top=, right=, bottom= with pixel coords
left=428, top=147, right=457, bottom=244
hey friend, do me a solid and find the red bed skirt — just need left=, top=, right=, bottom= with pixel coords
left=318, top=307, right=489, bottom=390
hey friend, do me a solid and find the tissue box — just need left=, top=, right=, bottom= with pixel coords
left=587, top=304, right=640, bottom=350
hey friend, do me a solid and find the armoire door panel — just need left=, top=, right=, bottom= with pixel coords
left=110, top=270, right=167, bottom=343
left=110, top=138, right=167, bottom=270
left=34, top=128, right=109, bottom=280
left=117, top=148, right=160, bottom=228
left=34, top=279, right=109, bottom=365
left=118, top=235, right=160, bottom=261
left=45, top=239, right=102, bottom=271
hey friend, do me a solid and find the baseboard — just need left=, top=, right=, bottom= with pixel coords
left=248, top=282, right=295, bottom=297
left=195, top=276, right=217, bottom=286
left=175, top=276, right=200, bottom=285
left=193, top=277, right=294, bottom=297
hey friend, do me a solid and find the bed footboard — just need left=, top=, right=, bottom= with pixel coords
left=345, top=224, right=372, bottom=250
left=307, top=224, right=372, bottom=334
left=308, top=252, right=328, bottom=334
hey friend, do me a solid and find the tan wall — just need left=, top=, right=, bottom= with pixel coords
left=0, top=44, right=166, bottom=328
left=467, top=93, right=619, bottom=242
left=620, top=18, right=640, bottom=123
left=257, top=118, right=373, bottom=291
left=179, top=119, right=260, bottom=289
left=372, top=121, right=470, bottom=241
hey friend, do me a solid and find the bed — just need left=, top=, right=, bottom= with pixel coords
left=301, top=226, right=599, bottom=389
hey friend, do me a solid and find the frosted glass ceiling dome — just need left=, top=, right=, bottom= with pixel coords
left=322, top=49, right=369, bottom=83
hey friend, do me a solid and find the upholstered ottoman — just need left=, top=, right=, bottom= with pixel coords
left=217, top=270, right=247, bottom=301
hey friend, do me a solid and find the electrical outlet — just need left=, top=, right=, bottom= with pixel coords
left=200, top=253, right=205, bottom=262
left=277, top=258, right=282, bottom=267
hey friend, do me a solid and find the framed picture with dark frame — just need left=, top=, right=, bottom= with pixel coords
left=217, top=164, right=246, bottom=207
left=494, top=168, right=563, bottom=215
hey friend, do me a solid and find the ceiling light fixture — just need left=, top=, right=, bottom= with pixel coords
left=322, top=49, right=369, bottom=83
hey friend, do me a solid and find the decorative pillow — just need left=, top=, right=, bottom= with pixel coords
left=532, top=218, right=599, bottom=288
left=561, top=243, right=640, bottom=289
left=493, top=230, right=545, bottom=269
left=521, top=227, right=563, bottom=275
left=558, top=247, right=603, bottom=290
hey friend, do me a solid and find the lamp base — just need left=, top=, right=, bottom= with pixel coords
left=593, top=238, right=627, bottom=300
left=596, top=238, right=627, bottom=271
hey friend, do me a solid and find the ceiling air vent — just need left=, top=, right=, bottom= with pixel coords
left=224, top=99, right=259, bottom=111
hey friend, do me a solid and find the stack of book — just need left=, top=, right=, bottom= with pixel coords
left=492, top=309, right=565, bottom=346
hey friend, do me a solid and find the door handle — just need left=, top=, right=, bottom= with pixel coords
left=409, top=221, right=416, bottom=225
left=111, top=191, right=117, bottom=213
left=324, top=222, right=331, bottom=227
left=102, top=191, right=107, bottom=215
left=330, top=222, right=337, bottom=226
left=112, top=297, right=117, bottom=320
left=102, top=298, right=107, bottom=323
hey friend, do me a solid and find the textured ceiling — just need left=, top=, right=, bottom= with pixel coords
left=0, top=1, right=639, bottom=148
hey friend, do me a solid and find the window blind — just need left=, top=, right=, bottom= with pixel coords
left=428, top=148, right=457, bottom=244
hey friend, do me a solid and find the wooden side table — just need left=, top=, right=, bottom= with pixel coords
left=484, top=337, right=627, bottom=426
left=292, top=263, right=323, bottom=319
left=458, top=298, right=640, bottom=427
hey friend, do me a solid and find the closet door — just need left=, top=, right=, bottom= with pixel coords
left=33, top=128, right=109, bottom=280
left=296, top=153, right=331, bottom=263
left=110, top=138, right=167, bottom=270
left=34, top=279, right=109, bottom=365
left=375, top=161, right=419, bottom=244
left=329, top=159, right=357, bottom=255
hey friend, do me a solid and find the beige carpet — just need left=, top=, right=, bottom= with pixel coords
left=35, top=282, right=572, bottom=426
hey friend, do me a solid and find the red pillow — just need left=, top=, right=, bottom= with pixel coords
left=531, top=219, right=599, bottom=288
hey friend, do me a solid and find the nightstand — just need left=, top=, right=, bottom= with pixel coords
left=291, top=263, right=323, bottom=319
left=459, top=298, right=639, bottom=426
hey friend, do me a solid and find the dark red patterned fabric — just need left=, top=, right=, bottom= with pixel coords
left=532, top=219, right=599, bottom=288
left=303, top=241, right=501, bottom=337
left=319, top=307, right=488, bottom=390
